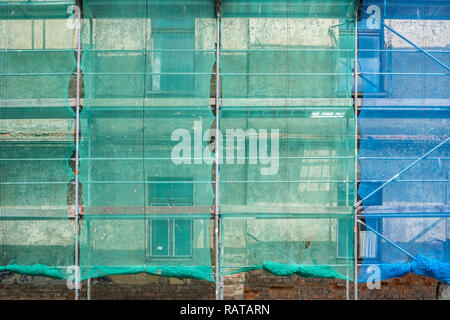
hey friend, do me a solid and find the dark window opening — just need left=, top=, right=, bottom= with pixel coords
left=148, top=178, right=193, bottom=258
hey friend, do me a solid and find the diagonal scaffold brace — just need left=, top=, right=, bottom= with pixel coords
left=355, top=6, right=449, bottom=288
left=355, top=136, right=449, bottom=208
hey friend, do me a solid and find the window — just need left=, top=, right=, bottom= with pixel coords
left=357, top=10, right=386, bottom=96
left=359, top=181, right=383, bottom=206
left=148, top=178, right=193, bottom=258
left=358, top=218, right=382, bottom=262
left=150, top=18, right=195, bottom=95
left=358, top=31, right=384, bottom=94
left=150, top=219, right=193, bottom=257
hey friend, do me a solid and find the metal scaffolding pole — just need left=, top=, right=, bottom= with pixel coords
left=214, top=11, right=223, bottom=301
left=87, top=117, right=91, bottom=301
left=74, top=6, right=82, bottom=301
left=353, top=16, right=358, bottom=301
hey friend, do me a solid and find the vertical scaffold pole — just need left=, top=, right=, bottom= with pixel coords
left=86, top=118, right=91, bottom=300
left=215, top=11, right=222, bottom=301
left=74, top=5, right=82, bottom=301
left=353, top=14, right=359, bottom=301
left=346, top=118, right=350, bottom=300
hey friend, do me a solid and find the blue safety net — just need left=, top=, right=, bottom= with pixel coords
left=357, top=0, right=450, bottom=284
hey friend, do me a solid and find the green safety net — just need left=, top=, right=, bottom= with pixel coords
left=0, top=0, right=76, bottom=279
left=78, top=0, right=216, bottom=282
left=0, top=0, right=357, bottom=283
left=220, top=0, right=357, bottom=280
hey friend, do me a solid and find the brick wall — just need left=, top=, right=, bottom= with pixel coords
left=242, top=270, right=441, bottom=300
left=0, top=269, right=446, bottom=300
left=0, top=272, right=215, bottom=300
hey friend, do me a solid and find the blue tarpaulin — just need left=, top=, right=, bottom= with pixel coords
left=357, top=0, right=450, bottom=284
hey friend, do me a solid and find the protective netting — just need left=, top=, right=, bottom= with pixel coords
left=0, top=0, right=76, bottom=279
left=357, top=0, right=450, bottom=284
left=0, top=0, right=357, bottom=284
left=219, top=0, right=357, bottom=280
left=78, top=0, right=216, bottom=281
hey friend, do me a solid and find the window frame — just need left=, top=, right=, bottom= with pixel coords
left=148, top=177, right=194, bottom=259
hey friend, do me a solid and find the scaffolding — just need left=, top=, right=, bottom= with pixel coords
left=0, top=0, right=448, bottom=300
left=356, top=0, right=449, bottom=286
